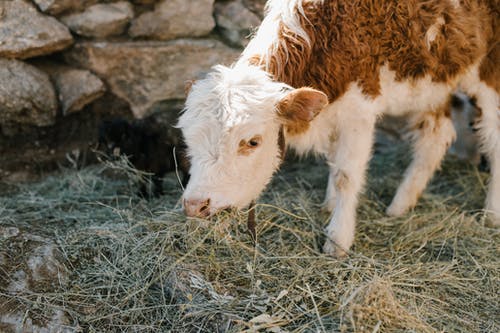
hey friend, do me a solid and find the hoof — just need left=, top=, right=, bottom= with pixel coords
left=386, top=202, right=408, bottom=217
left=485, top=211, right=500, bottom=227
left=320, top=200, right=336, bottom=215
left=320, top=205, right=334, bottom=215
left=322, top=238, right=348, bottom=258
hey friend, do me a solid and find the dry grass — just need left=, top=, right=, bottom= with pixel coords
left=1, top=144, right=499, bottom=332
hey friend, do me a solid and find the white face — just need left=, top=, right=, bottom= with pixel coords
left=178, top=64, right=328, bottom=217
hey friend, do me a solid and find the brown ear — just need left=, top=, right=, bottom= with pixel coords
left=277, top=87, right=328, bottom=123
left=184, top=80, right=196, bottom=96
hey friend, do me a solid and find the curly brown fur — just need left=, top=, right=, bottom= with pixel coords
left=252, top=0, right=497, bottom=102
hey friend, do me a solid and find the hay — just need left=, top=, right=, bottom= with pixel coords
left=1, top=144, right=499, bottom=332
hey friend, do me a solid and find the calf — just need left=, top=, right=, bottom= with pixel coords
left=98, top=118, right=190, bottom=197
left=179, top=0, right=499, bottom=256
left=449, top=92, right=481, bottom=164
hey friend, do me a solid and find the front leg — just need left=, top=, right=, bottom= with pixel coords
left=323, top=105, right=377, bottom=257
left=321, top=159, right=337, bottom=213
left=472, top=85, right=500, bottom=225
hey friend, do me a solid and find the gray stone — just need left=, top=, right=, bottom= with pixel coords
left=214, top=0, right=261, bottom=47
left=129, top=0, right=215, bottom=40
left=0, top=310, right=76, bottom=333
left=56, top=69, right=106, bottom=115
left=242, top=0, right=267, bottom=18
left=61, top=2, right=134, bottom=38
left=37, top=62, right=106, bottom=115
left=0, top=226, right=20, bottom=239
left=131, top=0, right=158, bottom=4
left=32, top=0, right=98, bottom=16
left=0, top=59, right=57, bottom=126
left=0, top=227, right=73, bottom=333
left=0, top=0, right=73, bottom=59
left=65, top=39, right=239, bottom=118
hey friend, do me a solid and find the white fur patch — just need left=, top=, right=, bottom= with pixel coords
left=377, top=65, right=456, bottom=116
left=239, top=0, right=317, bottom=73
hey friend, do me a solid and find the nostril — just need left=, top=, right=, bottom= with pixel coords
left=184, top=198, right=212, bottom=217
left=198, top=198, right=210, bottom=216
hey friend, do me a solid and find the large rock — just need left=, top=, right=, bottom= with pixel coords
left=129, top=0, right=215, bottom=40
left=65, top=39, right=239, bottom=118
left=61, top=2, right=134, bottom=38
left=32, top=0, right=98, bottom=16
left=0, top=226, right=74, bottom=333
left=0, top=0, right=73, bottom=59
left=214, top=0, right=261, bottom=47
left=35, top=62, right=106, bottom=116
left=0, top=59, right=58, bottom=126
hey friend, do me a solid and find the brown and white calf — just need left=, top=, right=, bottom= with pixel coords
left=179, top=0, right=499, bottom=256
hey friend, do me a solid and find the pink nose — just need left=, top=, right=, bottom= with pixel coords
left=184, top=198, right=211, bottom=218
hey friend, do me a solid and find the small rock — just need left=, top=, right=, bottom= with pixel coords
left=242, top=0, right=267, bottom=18
left=32, top=0, right=98, bottom=16
left=35, top=61, right=106, bottom=115
left=0, top=310, right=73, bottom=333
left=129, top=0, right=215, bottom=40
left=6, top=270, right=28, bottom=293
left=27, top=244, right=69, bottom=283
left=56, top=69, right=106, bottom=115
left=0, top=59, right=58, bottom=126
left=130, top=0, right=159, bottom=4
left=0, top=227, right=73, bottom=333
left=0, top=0, right=73, bottom=59
left=214, top=0, right=261, bottom=47
left=61, top=2, right=134, bottom=38
left=0, top=226, right=20, bottom=239
left=65, top=39, right=239, bottom=118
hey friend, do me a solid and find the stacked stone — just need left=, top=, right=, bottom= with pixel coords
left=0, top=0, right=264, bottom=178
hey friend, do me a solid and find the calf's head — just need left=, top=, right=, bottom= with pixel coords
left=178, top=65, right=328, bottom=217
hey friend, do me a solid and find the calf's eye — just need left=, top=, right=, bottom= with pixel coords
left=248, top=137, right=261, bottom=147
left=247, top=135, right=262, bottom=148
left=238, top=135, right=262, bottom=155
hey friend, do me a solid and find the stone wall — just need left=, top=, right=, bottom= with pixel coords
left=0, top=0, right=266, bottom=181
left=0, top=0, right=480, bottom=181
